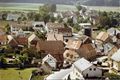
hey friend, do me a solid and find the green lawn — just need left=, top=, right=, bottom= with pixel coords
left=31, top=75, right=45, bottom=80
left=0, top=68, right=35, bottom=80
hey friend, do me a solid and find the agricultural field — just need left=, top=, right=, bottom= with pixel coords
left=88, top=6, right=120, bottom=12
left=0, top=68, right=35, bottom=80
left=0, top=3, right=77, bottom=12
left=0, top=3, right=119, bottom=12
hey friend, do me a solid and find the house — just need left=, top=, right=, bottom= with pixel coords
left=42, top=54, right=57, bottom=69
left=103, top=43, right=117, bottom=55
left=7, top=35, right=28, bottom=48
left=28, top=33, right=40, bottom=47
left=96, top=32, right=110, bottom=43
left=107, top=28, right=120, bottom=36
left=7, top=35, right=18, bottom=48
left=78, top=35, right=92, bottom=44
left=78, top=44, right=97, bottom=60
left=62, top=11, right=77, bottom=24
left=6, top=13, right=21, bottom=21
left=47, top=33, right=63, bottom=41
left=73, top=58, right=102, bottom=78
left=79, top=23, right=92, bottom=37
left=66, top=38, right=95, bottom=60
left=32, top=21, right=45, bottom=32
left=15, top=36, right=28, bottom=47
left=111, top=49, right=120, bottom=72
left=63, top=50, right=79, bottom=64
left=9, top=21, right=32, bottom=36
left=46, top=22, right=72, bottom=37
left=66, top=39, right=82, bottom=50
left=0, top=35, right=7, bottom=45
left=79, top=23, right=91, bottom=28
left=46, top=67, right=74, bottom=80
left=53, top=12, right=63, bottom=18
left=36, top=40, right=65, bottom=68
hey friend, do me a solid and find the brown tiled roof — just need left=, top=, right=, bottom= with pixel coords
left=36, top=41, right=65, bottom=62
left=9, top=21, right=33, bottom=28
left=15, top=36, right=28, bottom=45
left=0, top=35, right=7, bottom=43
left=79, top=44, right=97, bottom=60
left=78, top=35, right=92, bottom=44
left=37, top=41, right=64, bottom=54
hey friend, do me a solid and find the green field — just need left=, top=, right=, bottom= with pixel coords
left=0, top=3, right=77, bottom=12
left=0, top=68, right=35, bottom=80
left=88, top=6, right=120, bottom=12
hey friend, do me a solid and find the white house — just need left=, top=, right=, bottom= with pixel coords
left=32, top=21, right=45, bottom=32
left=107, top=28, right=120, bottom=36
left=73, top=58, right=102, bottom=78
left=111, top=49, right=120, bottom=71
left=42, top=54, right=57, bottom=69
left=6, top=13, right=21, bottom=21
left=46, top=66, right=84, bottom=80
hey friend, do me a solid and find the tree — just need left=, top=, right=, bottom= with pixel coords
left=76, top=1, right=82, bottom=11
left=2, top=13, right=7, bottom=20
left=76, top=5, right=82, bottom=11
left=43, top=4, right=56, bottom=12
left=49, top=15, right=56, bottom=22
left=67, top=18, right=74, bottom=27
left=35, top=31, right=46, bottom=40
left=27, top=12, right=36, bottom=20
left=5, top=24, right=10, bottom=34
left=0, top=57, right=7, bottom=68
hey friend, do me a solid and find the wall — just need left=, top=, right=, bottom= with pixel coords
left=82, top=65, right=102, bottom=77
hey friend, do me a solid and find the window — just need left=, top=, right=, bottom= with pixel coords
left=66, top=53, right=69, bottom=57
left=94, top=68, right=96, bottom=71
left=89, top=68, right=92, bottom=71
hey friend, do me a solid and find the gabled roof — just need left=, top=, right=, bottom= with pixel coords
left=111, top=49, right=120, bottom=62
left=66, top=40, right=82, bottom=50
left=96, top=32, right=109, bottom=42
left=43, top=54, right=57, bottom=62
left=107, top=28, right=120, bottom=36
left=7, top=35, right=28, bottom=46
left=37, top=41, right=64, bottom=54
left=28, top=33, right=39, bottom=42
left=7, top=35, right=16, bottom=43
left=46, top=67, right=73, bottom=80
left=46, top=22, right=64, bottom=29
left=47, top=33, right=63, bottom=41
left=103, top=43, right=115, bottom=54
left=79, top=43, right=97, bottom=60
left=15, top=36, right=28, bottom=45
left=73, top=58, right=93, bottom=72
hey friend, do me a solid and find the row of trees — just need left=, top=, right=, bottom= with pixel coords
left=97, top=11, right=120, bottom=29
